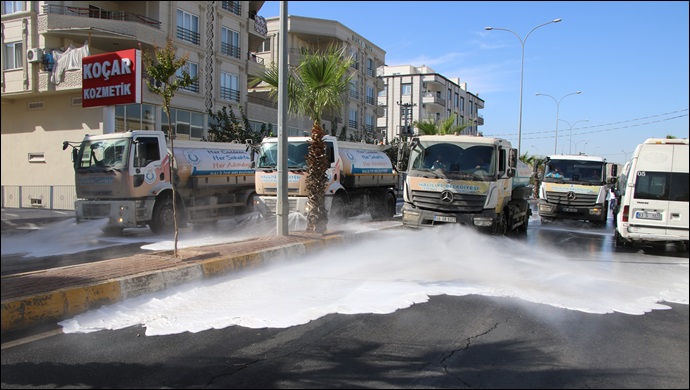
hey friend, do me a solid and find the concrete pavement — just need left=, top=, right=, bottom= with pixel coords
left=1, top=207, right=401, bottom=335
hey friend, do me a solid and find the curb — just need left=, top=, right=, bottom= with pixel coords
left=1, top=228, right=381, bottom=334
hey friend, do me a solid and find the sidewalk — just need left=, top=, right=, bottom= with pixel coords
left=1, top=209, right=401, bottom=335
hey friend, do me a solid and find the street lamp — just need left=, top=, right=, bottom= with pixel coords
left=559, top=119, right=588, bottom=154
left=536, top=91, right=582, bottom=154
left=485, top=18, right=561, bottom=156
left=568, top=139, right=587, bottom=154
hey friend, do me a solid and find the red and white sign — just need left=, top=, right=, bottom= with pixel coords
left=82, top=49, right=141, bottom=108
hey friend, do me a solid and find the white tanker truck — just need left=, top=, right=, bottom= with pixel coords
left=252, top=135, right=398, bottom=220
left=399, top=134, right=532, bottom=234
left=63, top=130, right=255, bottom=234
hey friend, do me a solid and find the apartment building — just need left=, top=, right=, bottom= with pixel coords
left=378, top=64, right=484, bottom=142
left=1, top=1, right=269, bottom=209
left=248, top=15, right=386, bottom=141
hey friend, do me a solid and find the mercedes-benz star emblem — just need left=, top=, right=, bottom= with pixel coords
left=440, top=190, right=454, bottom=203
left=567, top=191, right=577, bottom=201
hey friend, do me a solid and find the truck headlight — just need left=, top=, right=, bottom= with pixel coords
left=473, top=217, right=494, bottom=227
left=539, top=204, right=554, bottom=213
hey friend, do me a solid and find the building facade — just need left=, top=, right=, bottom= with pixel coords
left=2, top=2, right=483, bottom=211
left=1, top=1, right=271, bottom=209
left=378, top=64, right=484, bottom=142
left=248, top=15, right=386, bottom=142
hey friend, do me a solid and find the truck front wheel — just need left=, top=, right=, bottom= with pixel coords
left=150, top=197, right=175, bottom=234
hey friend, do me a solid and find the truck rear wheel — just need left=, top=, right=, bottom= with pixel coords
left=371, top=192, right=396, bottom=220
left=150, top=197, right=175, bottom=235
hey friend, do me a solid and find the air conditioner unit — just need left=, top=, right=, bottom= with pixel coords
left=27, top=48, right=43, bottom=63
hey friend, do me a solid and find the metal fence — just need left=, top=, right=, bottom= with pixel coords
left=1, top=186, right=76, bottom=210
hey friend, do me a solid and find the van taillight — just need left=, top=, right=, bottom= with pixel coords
left=622, top=205, right=629, bottom=222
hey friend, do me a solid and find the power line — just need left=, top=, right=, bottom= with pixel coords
left=487, top=109, right=689, bottom=139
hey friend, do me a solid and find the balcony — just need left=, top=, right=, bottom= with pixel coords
left=422, top=91, right=446, bottom=108
left=39, top=5, right=165, bottom=48
left=422, top=74, right=444, bottom=87
left=247, top=52, right=265, bottom=77
left=248, top=11, right=267, bottom=50
left=476, top=113, right=484, bottom=126
left=38, top=69, right=82, bottom=93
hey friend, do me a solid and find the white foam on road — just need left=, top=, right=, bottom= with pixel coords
left=60, top=224, right=689, bottom=336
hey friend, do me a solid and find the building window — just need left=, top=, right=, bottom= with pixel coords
left=115, top=103, right=158, bottom=132
left=220, top=72, right=240, bottom=102
left=378, top=85, right=387, bottom=97
left=176, top=9, right=200, bottom=45
left=366, top=57, right=375, bottom=77
left=454, top=92, right=459, bottom=108
left=177, top=62, right=199, bottom=93
left=2, top=1, right=24, bottom=14
left=365, top=114, right=375, bottom=133
left=4, top=42, right=23, bottom=70
left=401, top=83, right=411, bottom=96
left=221, top=1, right=241, bottom=15
left=366, top=86, right=375, bottom=105
left=460, top=96, right=465, bottom=114
left=349, top=109, right=358, bottom=129
left=221, top=27, right=240, bottom=59
left=349, top=80, right=359, bottom=99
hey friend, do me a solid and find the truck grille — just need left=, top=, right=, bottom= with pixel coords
left=261, top=198, right=299, bottom=214
left=82, top=203, right=111, bottom=218
left=410, top=190, right=485, bottom=212
left=545, top=191, right=598, bottom=207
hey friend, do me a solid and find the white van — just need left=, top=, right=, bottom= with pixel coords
left=614, top=138, right=689, bottom=249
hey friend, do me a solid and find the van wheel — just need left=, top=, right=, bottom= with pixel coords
left=517, top=214, right=529, bottom=233
left=614, top=230, right=627, bottom=247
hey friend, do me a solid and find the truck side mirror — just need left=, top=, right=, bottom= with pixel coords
left=507, top=167, right=516, bottom=178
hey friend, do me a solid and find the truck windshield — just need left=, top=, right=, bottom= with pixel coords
left=258, top=141, right=309, bottom=169
left=544, top=160, right=605, bottom=184
left=77, top=138, right=130, bottom=169
left=409, top=141, right=495, bottom=179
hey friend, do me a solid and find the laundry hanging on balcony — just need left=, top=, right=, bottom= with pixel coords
left=50, top=41, right=90, bottom=85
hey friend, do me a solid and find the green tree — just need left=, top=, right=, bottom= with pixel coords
left=207, top=105, right=272, bottom=144
left=414, top=114, right=470, bottom=135
left=251, top=45, right=354, bottom=233
left=142, top=38, right=197, bottom=256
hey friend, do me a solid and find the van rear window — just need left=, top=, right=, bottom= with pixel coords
left=634, top=172, right=689, bottom=202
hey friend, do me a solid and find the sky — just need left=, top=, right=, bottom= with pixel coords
left=258, top=1, right=689, bottom=165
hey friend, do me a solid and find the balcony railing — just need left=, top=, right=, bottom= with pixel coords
left=177, top=26, right=200, bottom=45
left=179, top=78, right=199, bottom=93
left=221, top=42, right=241, bottom=59
left=220, top=86, right=240, bottom=102
left=248, top=52, right=264, bottom=64
left=42, top=4, right=161, bottom=29
left=222, top=1, right=241, bottom=15
left=349, top=119, right=358, bottom=129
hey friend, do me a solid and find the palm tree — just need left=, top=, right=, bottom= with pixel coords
left=251, top=45, right=354, bottom=233
left=414, top=113, right=470, bottom=135
left=142, top=38, right=197, bottom=257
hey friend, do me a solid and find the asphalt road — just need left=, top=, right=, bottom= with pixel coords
left=1, top=295, right=687, bottom=389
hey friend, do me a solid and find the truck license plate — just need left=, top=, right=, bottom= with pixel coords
left=562, top=207, right=577, bottom=213
left=636, top=211, right=662, bottom=220
left=434, top=215, right=456, bottom=223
